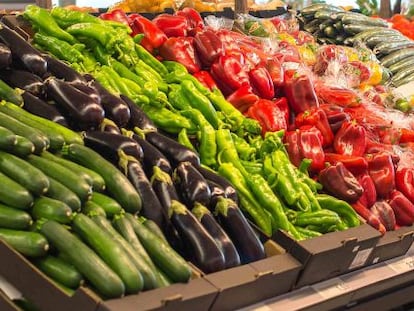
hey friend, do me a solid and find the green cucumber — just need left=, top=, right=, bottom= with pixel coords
left=141, top=217, right=168, bottom=243
left=343, top=23, right=386, bottom=35
left=0, top=81, right=23, bottom=106
left=155, top=266, right=172, bottom=287
left=0, top=126, right=16, bottom=150
left=301, top=4, right=343, bottom=18
left=82, top=200, right=107, bottom=217
left=125, top=213, right=192, bottom=283
left=391, top=65, right=414, bottom=83
left=91, top=214, right=158, bottom=290
left=341, top=14, right=389, bottom=27
left=374, top=40, right=414, bottom=56
left=349, top=28, right=399, bottom=45
left=40, top=220, right=125, bottom=299
left=73, top=214, right=143, bottom=294
left=90, top=192, right=123, bottom=218
left=0, top=228, right=48, bottom=257
left=324, top=26, right=337, bottom=38
left=32, top=197, right=73, bottom=224
left=0, top=203, right=32, bottom=229
left=62, top=144, right=141, bottom=214
left=319, top=19, right=334, bottom=30
left=314, top=9, right=335, bottom=20
left=27, top=154, right=92, bottom=202
left=0, top=171, right=33, bottom=209
left=365, top=34, right=406, bottom=48
left=8, top=135, right=35, bottom=157
left=0, top=151, right=49, bottom=195
left=380, top=48, right=414, bottom=67
left=45, top=177, right=81, bottom=212
left=34, top=255, right=83, bottom=289
left=393, top=71, right=414, bottom=87
left=0, top=111, right=49, bottom=154
left=388, top=56, right=414, bottom=73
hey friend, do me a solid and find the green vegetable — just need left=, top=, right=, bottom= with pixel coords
left=32, top=197, right=73, bottom=224
left=0, top=229, right=48, bottom=257
left=0, top=203, right=32, bottom=230
left=0, top=171, right=33, bottom=210
left=45, top=176, right=81, bottom=212
left=90, top=192, right=123, bottom=218
left=316, top=194, right=361, bottom=227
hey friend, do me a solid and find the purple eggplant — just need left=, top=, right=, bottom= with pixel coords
left=207, top=180, right=225, bottom=210
left=145, top=131, right=200, bottom=168
left=0, top=43, right=11, bottom=69
left=0, top=22, right=47, bottom=76
left=121, top=94, right=157, bottom=132
left=170, top=201, right=225, bottom=273
left=0, top=68, right=44, bottom=96
left=192, top=203, right=241, bottom=269
left=173, top=161, right=211, bottom=208
left=215, top=196, right=265, bottom=264
left=22, top=92, right=68, bottom=126
left=83, top=131, right=144, bottom=164
left=43, top=54, right=85, bottom=84
left=99, top=118, right=121, bottom=135
left=45, top=77, right=104, bottom=130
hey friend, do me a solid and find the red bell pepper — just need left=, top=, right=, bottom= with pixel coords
left=346, top=61, right=371, bottom=85
left=128, top=14, right=167, bottom=50
left=388, top=190, right=414, bottom=226
left=357, top=173, right=377, bottom=208
left=333, top=120, right=367, bottom=156
left=314, top=45, right=348, bottom=75
left=285, top=129, right=302, bottom=168
left=367, top=152, right=396, bottom=199
left=324, top=153, right=369, bottom=177
left=159, top=37, right=201, bottom=74
left=100, top=9, right=130, bottom=27
left=371, top=201, right=396, bottom=231
left=194, top=28, right=224, bottom=67
left=295, top=107, right=334, bottom=147
left=226, top=85, right=259, bottom=113
left=283, top=70, right=319, bottom=115
left=175, top=7, right=204, bottom=36
left=265, top=58, right=284, bottom=88
left=192, top=71, right=217, bottom=91
left=247, top=99, right=288, bottom=136
left=297, top=125, right=325, bottom=172
left=398, top=128, right=414, bottom=143
left=320, top=104, right=351, bottom=133
left=352, top=201, right=386, bottom=234
left=316, top=84, right=360, bottom=108
left=248, top=65, right=275, bottom=100
left=396, top=167, right=414, bottom=204
left=152, top=14, right=188, bottom=38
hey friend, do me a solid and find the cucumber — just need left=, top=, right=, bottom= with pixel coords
left=125, top=213, right=192, bottom=283
left=389, top=56, right=414, bottom=74
left=380, top=48, right=414, bottom=68
left=343, top=24, right=386, bottom=35
left=350, top=28, right=399, bottom=44
left=392, top=65, right=414, bottom=82
left=314, top=9, right=335, bottom=20
left=0, top=171, right=33, bottom=209
left=8, top=135, right=35, bottom=157
left=374, top=40, right=414, bottom=56
left=41, top=151, right=105, bottom=192
left=0, top=203, right=32, bottom=229
left=301, top=4, right=343, bottom=18
left=90, top=192, right=123, bottom=218
left=155, top=266, right=172, bottom=287
left=141, top=217, right=168, bottom=243
left=45, top=177, right=81, bottom=212
left=27, top=154, right=92, bottom=203
left=32, top=197, right=73, bottom=224
left=0, top=151, right=49, bottom=195
left=0, top=126, right=16, bottom=150
left=393, top=71, right=414, bottom=87
left=365, top=34, right=407, bottom=48
left=333, top=20, right=343, bottom=31
left=0, top=111, right=49, bottom=154
left=324, top=26, right=337, bottom=38
left=40, top=220, right=125, bottom=299
left=34, top=255, right=84, bottom=289
left=0, top=228, right=48, bottom=257
left=341, top=14, right=389, bottom=27
left=303, top=19, right=320, bottom=33
left=62, top=144, right=141, bottom=214
left=319, top=19, right=334, bottom=30
left=72, top=214, right=143, bottom=294
left=82, top=200, right=107, bottom=217
left=0, top=81, right=23, bottom=106
left=91, top=214, right=158, bottom=290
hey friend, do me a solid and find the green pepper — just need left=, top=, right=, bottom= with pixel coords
left=293, top=210, right=341, bottom=228
left=94, top=71, right=118, bottom=94
left=168, top=85, right=190, bottom=110
left=207, top=89, right=244, bottom=131
left=295, top=226, right=322, bottom=239
left=66, top=23, right=120, bottom=52
left=135, top=44, right=168, bottom=77
left=136, top=59, right=163, bottom=83
left=231, top=133, right=256, bottom=161
left=33, top=33, right=84, bottom=63
left=240, top=160, right=263, bottom=175
left=24, top=5, right=76, bottom=43
left=316, top=194, right=361, bottom=228
left=100, top=66, right=134, bottom=99
left=163, top=60, right=188, bottom=74
left=178, top=128, right=196, bottom=152
left=216, top=129, right=247, bottom=175
left=121, top=78, right=142, bottom=96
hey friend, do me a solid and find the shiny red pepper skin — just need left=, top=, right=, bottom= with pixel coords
left=352, top=201, right=386, bottom=234
left=247, top=99, right=288, bottom=136
left=159, top=37, right=201, bottom=74
left=295, top=107, right=334, bottom=147
left=193, top=71, right=217, bottom=91
left=100, top=9, right=130, bottom=27
left=297, top=125, right=325, bottom=172
left=226, top=85, right=259, bottom=113
left=265, top=58, right=284, bottom=88
left=371, top=200, right=396, bottom=231
left=388, top=190, right=414, bottom=226
left=357, top=173, right=377, bottom=208
left=324, top=153, right=369, bottom=177
left=285, top=130, right=301, bottom=168
left=194, top=28, right=223, bottom=68
left=320, top=104, right=351, bottom=133
left=399, top=128, right=414, bottom=143
left=367, top=152, right=396, bottom=199
left=316, top=84, right=360, bottom=108
left=153, top=14, right=188, bottom=38
left=175, top=8, right=204, bottom=36
left=396, top=167, right=414, bottom=204
left=248, top=65, right=275, bottom=100
left=128, top=14, right=167, bottom=49
left=333, top=120, right=367, bottom=156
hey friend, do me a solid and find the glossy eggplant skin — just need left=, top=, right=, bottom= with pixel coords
left=22, top=92, right=68, bottom=127
left=0, top=22, right=47, bottom=76
left=45, top=77, right=104, bottom=130
left=43, top=54, right=84, bottom=84
left=121, top=94, right=156, bottom=132
left=83, top=131, right=144, bottom=164
left=215, top=197, right=265, bottom=264
left=145, top=131, right=200, bottom=168
left=206, top=180, right=225, bottom=210
left=174, top=161, right=211, bottom=208
left=100, top=118, right=121, bottom=135
left=0, top=43, right=12, bottom=69
left=0, top=68, right=44, bottom=96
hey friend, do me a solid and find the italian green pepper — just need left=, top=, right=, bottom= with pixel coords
left=316, top=194, right=361, bottom=228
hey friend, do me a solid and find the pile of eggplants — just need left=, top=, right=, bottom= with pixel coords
left=0, top=21, right=266, bottom=274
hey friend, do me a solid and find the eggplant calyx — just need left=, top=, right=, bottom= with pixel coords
left=191, top=202, right=210, bottom=222
left=150, top=166, right=173, bottom=186
left=170, top=200, right=188, bottom=216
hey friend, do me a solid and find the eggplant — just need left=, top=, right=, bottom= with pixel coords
left=173, top=161, right=211, bottom=208
left=0, top=68, right=44, bottom=96
left=43, top=54, right=85, bottom=84
left=45, top=77, right=104, bottom=130
left=0, top=43, right=11, bottom=69
left=197, top=166, right=239, bottom=204
left=170, top=201, right=226, bottom=273
left=71, top=81, right=101, bottom=105
left=22, top=92, right=68, bottom=127
left=0, top=22, right=47, bottom=76
left=192, top=203, right=241, bottom=269
left=145, top=131, right=200, bottom=168
left=207, top=180, right=226, bottom=210
left=215, top=196, right=265, bottom=264
left=131, top=133, right=172, bottom=175
left=99, top=118, right=121, bottom=135
left=83, top=131, right=144, bottom=164
left=121, top=94, right=157, bottom=132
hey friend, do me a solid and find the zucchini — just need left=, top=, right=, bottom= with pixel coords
left=392, top=65, right=414, bottom=83
left=0, top=228, right=48, bottom=257
left=324, top=26, right=337, bottom=38
left=314, top=9, right=335, bottom=20
left=90, top=192, right=123, bottom=218
left=45, top=177, right=81, bottom=212
left=91, top=214, right=158, bottom=290
left=33, top=255, right=83, bottom=289
left=0, top=81, right=23, bottom=106
left=341, top=14, right=389, bottom=27
left=27, top=154, right=92, bottom=203
left=301, top=4, right=343, bottom=18
left=82, top=200, right=107, bottom=217
left=393, top=71, right=414, bottom=87
left=389, top=56, right=414, bottom=74
left=0, top=111, right=49, bottom=154
left=0, top=171, right=33, bottom=209
left=0, top=126, right=16, bottom=150
left=374, top=40, right=414, bottom=56
left=380, top=48, right=414, bottom=67
left=343, top=24, right=386, bottom=35
left=0, top=203, right=32, bottom=229
left=8, top=135, right=35, bottom=157
left=155, top=267, right=172, bottom=287
left=0, top=151, right=49, bottom=195
left=350, top=28, right=399, bottom=44
left=125, top=213, right=192, bottom=283
left=365, top=34, right=407, bottom=48
left=333, top=20, right=343, bottom=31
left=319, top=19, right=334, bottom=30
left=32, top=197, right=73, bottom=224
left=72, top=214, right=143, bottom=294
left=41, top=151, right=105, bottom=192
left=142, top=218, right=168, bottom=243
left=62, top=144, right=141, bottom=214
left=40, top=220, right=125, bottom=299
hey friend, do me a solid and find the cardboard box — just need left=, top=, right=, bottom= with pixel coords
left=0, top=290, right=19, bottom=311
left=273, top=224, right=382, bottom=288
